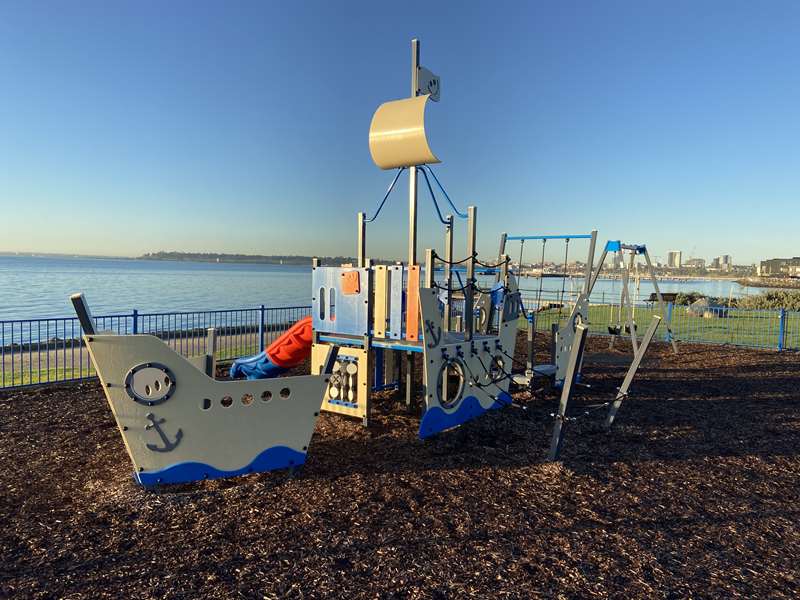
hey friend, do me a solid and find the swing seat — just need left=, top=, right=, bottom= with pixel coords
left=624, top=323, right=638, bottom=334
left=608, top=325, right=621, bottom=335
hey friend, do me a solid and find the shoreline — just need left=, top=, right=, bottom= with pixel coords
left=736, top=277, right=800, bottom=290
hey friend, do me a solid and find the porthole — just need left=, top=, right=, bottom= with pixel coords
left=221, top=396, right=233, bottom=408
left=261, top=390, right=273, bottom=402
left=436, top=359, right=465, bottom=409
left=280, top=387, right=291, bottom=399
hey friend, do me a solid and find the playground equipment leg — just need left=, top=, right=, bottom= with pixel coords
left=405, top=351, right=415, bottom=412
left=547, top=324, right=588, bottom=461
left=642, top=249, right=679, bottom=355
left=605, top=315, right=661, bottom=429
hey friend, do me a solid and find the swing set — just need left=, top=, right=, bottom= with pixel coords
left=598, top=241, right=679, bottom=355
left=496, top=233, right=677, bottom=459
left=497, top=231, right=598, bottom=386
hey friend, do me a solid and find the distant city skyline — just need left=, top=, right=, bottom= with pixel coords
left=1, top=2, right=799, bottom=264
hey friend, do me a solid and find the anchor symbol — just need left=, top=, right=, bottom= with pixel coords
left=144, top=412, right=183, bottom=453
left=425, top=319, right=442, bottom=349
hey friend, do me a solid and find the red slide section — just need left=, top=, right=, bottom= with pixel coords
left=265, top=315, right=313, bottom=369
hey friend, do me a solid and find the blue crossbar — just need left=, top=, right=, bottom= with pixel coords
left=506, top=234, right=593, bottom=241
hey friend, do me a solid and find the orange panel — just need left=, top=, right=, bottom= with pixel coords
left=341, top=271, right=360, bottom=295
left=406, top=265, right=420, bottom=342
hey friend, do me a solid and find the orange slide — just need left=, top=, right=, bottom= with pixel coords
left=266, top=315, right=313, bottom=369
left=229, top=315, right=313, bottom=379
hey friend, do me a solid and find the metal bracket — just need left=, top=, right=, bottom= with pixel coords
left=418, top=66, right=440, bottom=101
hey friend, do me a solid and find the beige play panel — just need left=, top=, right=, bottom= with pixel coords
left=85, top=334, right=328, bottom=485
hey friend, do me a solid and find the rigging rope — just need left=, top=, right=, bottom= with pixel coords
left=364, top=168, right=405, bottom=223
left=418, top=167, right=450, bottom=225
left=431, top=250, right=475, bottom=266
left=419, top=165, right=468, bottom=219
left=473, top=256, right=511, bottom=269
left=432, top=281, right=469, bottom=294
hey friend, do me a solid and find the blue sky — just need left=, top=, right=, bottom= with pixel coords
left=1, top=1, right=798, bottom=264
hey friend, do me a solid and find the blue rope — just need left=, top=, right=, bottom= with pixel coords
left=420, top=165, right=468, bottom=219
left=418, top=167, right=450, bottom=225
left=364, top=168, right=405, bottom=223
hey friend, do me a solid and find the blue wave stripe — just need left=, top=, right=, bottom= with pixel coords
left=418, top=392, right=511, bottom=439
left=136, top=445, right=306, bottom=486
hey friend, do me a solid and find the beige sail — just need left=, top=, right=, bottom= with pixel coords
left=368, top=95, right=440, bottom=170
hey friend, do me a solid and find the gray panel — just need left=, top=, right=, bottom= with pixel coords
left=387, top=265, right=404, bottom=339
left=312, top=266, right=371, bottom=337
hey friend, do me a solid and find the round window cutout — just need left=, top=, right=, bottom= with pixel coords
left=279, top=387, right=291, bottom=399
left=221, top=395, right=233, bottom=408
left=261, top=390, right=273, bottom=402
left=201, top=398, right=211, bottom=410
left=436, top=360, right=465, bottom=409
left=241, top=393, right=254, bottom=406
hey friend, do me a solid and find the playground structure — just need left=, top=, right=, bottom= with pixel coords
left=70, top=39, right=522, bottom=485
left=308, top=39, right=521, bottom=436
left=69, top=38, right=668, bottom=485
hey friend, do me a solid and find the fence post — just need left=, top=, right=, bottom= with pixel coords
left=664, top=302, right=673, bottom=342
left=132, top=309, right=138, bottom=334
left=778, top=308, right=786, bottom=351
left=259, top=304, right=266, bottom=351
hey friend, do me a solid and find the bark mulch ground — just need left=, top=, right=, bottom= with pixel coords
left=1, top=335, right=799, bottom=598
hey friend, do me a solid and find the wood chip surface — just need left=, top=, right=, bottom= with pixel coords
left=1, top=334, right=799, bottom=598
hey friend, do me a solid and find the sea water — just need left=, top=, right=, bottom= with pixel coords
left=0, top=255, right=755, bottom=321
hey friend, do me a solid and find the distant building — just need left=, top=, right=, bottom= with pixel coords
left=709, top=255, right=732, bottom=272
left=684, top=257, right=705, bottom=269
left=667, top=250, right=682, bottom=269
left=759, top=257, right=800, bottom=277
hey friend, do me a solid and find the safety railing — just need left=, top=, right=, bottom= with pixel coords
left=0, top=305, right=311, bottom=389
left=524, top=298, right=800, bottom=351
left=1, top=298, right=798, bottom=390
